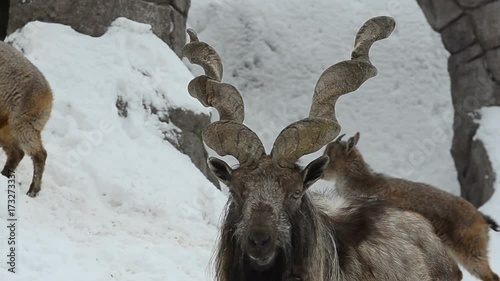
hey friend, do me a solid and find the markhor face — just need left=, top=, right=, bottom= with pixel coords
left=229, top=163, right=304, bottom=270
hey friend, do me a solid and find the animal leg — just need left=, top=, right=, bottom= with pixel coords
left=451, top=240, right=498, bottom=281
left=1, top=145, right=25, bottom=177
left=462, top=257, right=499, bottom=281
left=13, top=126, right=47, bottom=197
left=0, top=124, right=25, bottom=177
left=26, top=140, right=47, bottom=197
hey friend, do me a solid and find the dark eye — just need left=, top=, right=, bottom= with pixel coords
left=291, top=189, right=302, bottom=199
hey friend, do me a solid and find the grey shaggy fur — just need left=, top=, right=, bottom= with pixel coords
left=210, top=157, right=462, bottom=281
left=323, top=132, right=499, bottom=281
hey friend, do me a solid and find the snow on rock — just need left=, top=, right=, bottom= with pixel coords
left=474, top=107, right=500, bottom=280
left=476, top=106, right=500, bottom=223
left=0, top=18, right=224, bottom=281
left=476, top=107, right=500, bottom=180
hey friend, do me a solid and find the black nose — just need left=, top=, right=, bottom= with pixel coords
left=249, top=232, right=271, bottom=248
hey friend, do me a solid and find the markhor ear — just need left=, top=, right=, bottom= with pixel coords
left=302, top=156, right=330, bottom=189
left=208, top=157, right=233, bottom=186
left=346, top=132, right=360, bottom=154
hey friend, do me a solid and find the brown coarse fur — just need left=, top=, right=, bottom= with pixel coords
left=323, top=132, right=499, bottom=281
left=0, top=41, right=52, bottom=197
left=184, top=16, right=462, bottom=280
left=210, top=156, right=462, bottom=281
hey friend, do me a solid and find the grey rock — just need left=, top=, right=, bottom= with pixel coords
left=171, top=0, right=191, bottom=15
left=168, top=108, right=220, bottom=188
left=456, top=0, right=491, bottom=8
left=462, top=138, right=495, bottom=207
left=417, top=0, right=500, bottom=206
left=486, top=48, right=500, bottom=81
left=451, top=113, right=478, bottom=203
left=116, top=96, right=129, bottom=118
left=168, top=8, right=187, bottom=57
left=451, top=112, right=495, bottom=207
left=446, top=48, right=498, bottom=208
left=8, top=1, right=114, bottom=38
left=441, top=15, right=476, bottom=54
left=495, top=87, right=500, bottom=105
left=118, top=0, right=174, bottom=51
left=472, top=1, right=500, bottom=49
left=449, top=57, right=497, bottom=113
left=116, top=99, right=220, bottom=188
left=448, top=44, right=484, bottom=69
left=143, top=0, right=170, bottom=4
left=417, top=0, right=463, bottom=31
left=7, top=0, right=190, bottom=56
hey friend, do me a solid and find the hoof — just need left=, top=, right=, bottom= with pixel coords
left=26, top=185, right=40, bottom=198
left=1, top=169, right=11, bottom=178
left=26, top=190, right=38, bottom=198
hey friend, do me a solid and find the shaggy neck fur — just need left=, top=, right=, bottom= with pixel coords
left=214, top=194, right=338, bottom=281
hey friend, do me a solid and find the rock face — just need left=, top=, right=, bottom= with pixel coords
left=6, top=0, right=190, bottom=56
left=166, top=108, right=220, bottom=187
left=417, top=0, right=500, bottom=207
left=116, top=96, right=219, bottom=188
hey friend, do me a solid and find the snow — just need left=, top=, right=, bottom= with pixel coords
left=0, top=18, right=225, bottom=280
left=476, top=107, right=500, bottom=179
left=477, top=107, right=500, bottom=217
left=0, top=0, right=497, bottom=280
left=475, top=107, right=500, bottom=279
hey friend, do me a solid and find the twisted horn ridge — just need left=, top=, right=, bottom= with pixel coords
left=182, top=29, right=265, bottom=168
left=187, top=76, right=244, bottom=122
left=183, top=29, right=223, bottom=81
left=271, top=16, right=395, bottom=168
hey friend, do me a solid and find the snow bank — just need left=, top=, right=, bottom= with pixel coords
left=476, top=107, right=500, bottom=180
left=0, top=18, right=225, bottom=281
left=476, top=107, right=500, bottom=217
left=474, top=107, right=500, bottom=279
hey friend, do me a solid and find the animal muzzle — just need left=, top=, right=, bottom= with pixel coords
left=246, top=230, right=277, bottom=269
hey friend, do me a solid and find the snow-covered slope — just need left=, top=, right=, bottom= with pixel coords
left=0, top=19, right=225, bottom=281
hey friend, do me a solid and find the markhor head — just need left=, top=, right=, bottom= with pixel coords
left=182, top=16, right=395, bottom=276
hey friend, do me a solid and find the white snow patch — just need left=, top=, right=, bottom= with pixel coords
left=0, top=18, right=224, bottom=281
left=474, top=107, right=500, bottom=280
left=476, top=107, right=500, bottom=176
left=476, top=107, right=500, bottom=218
